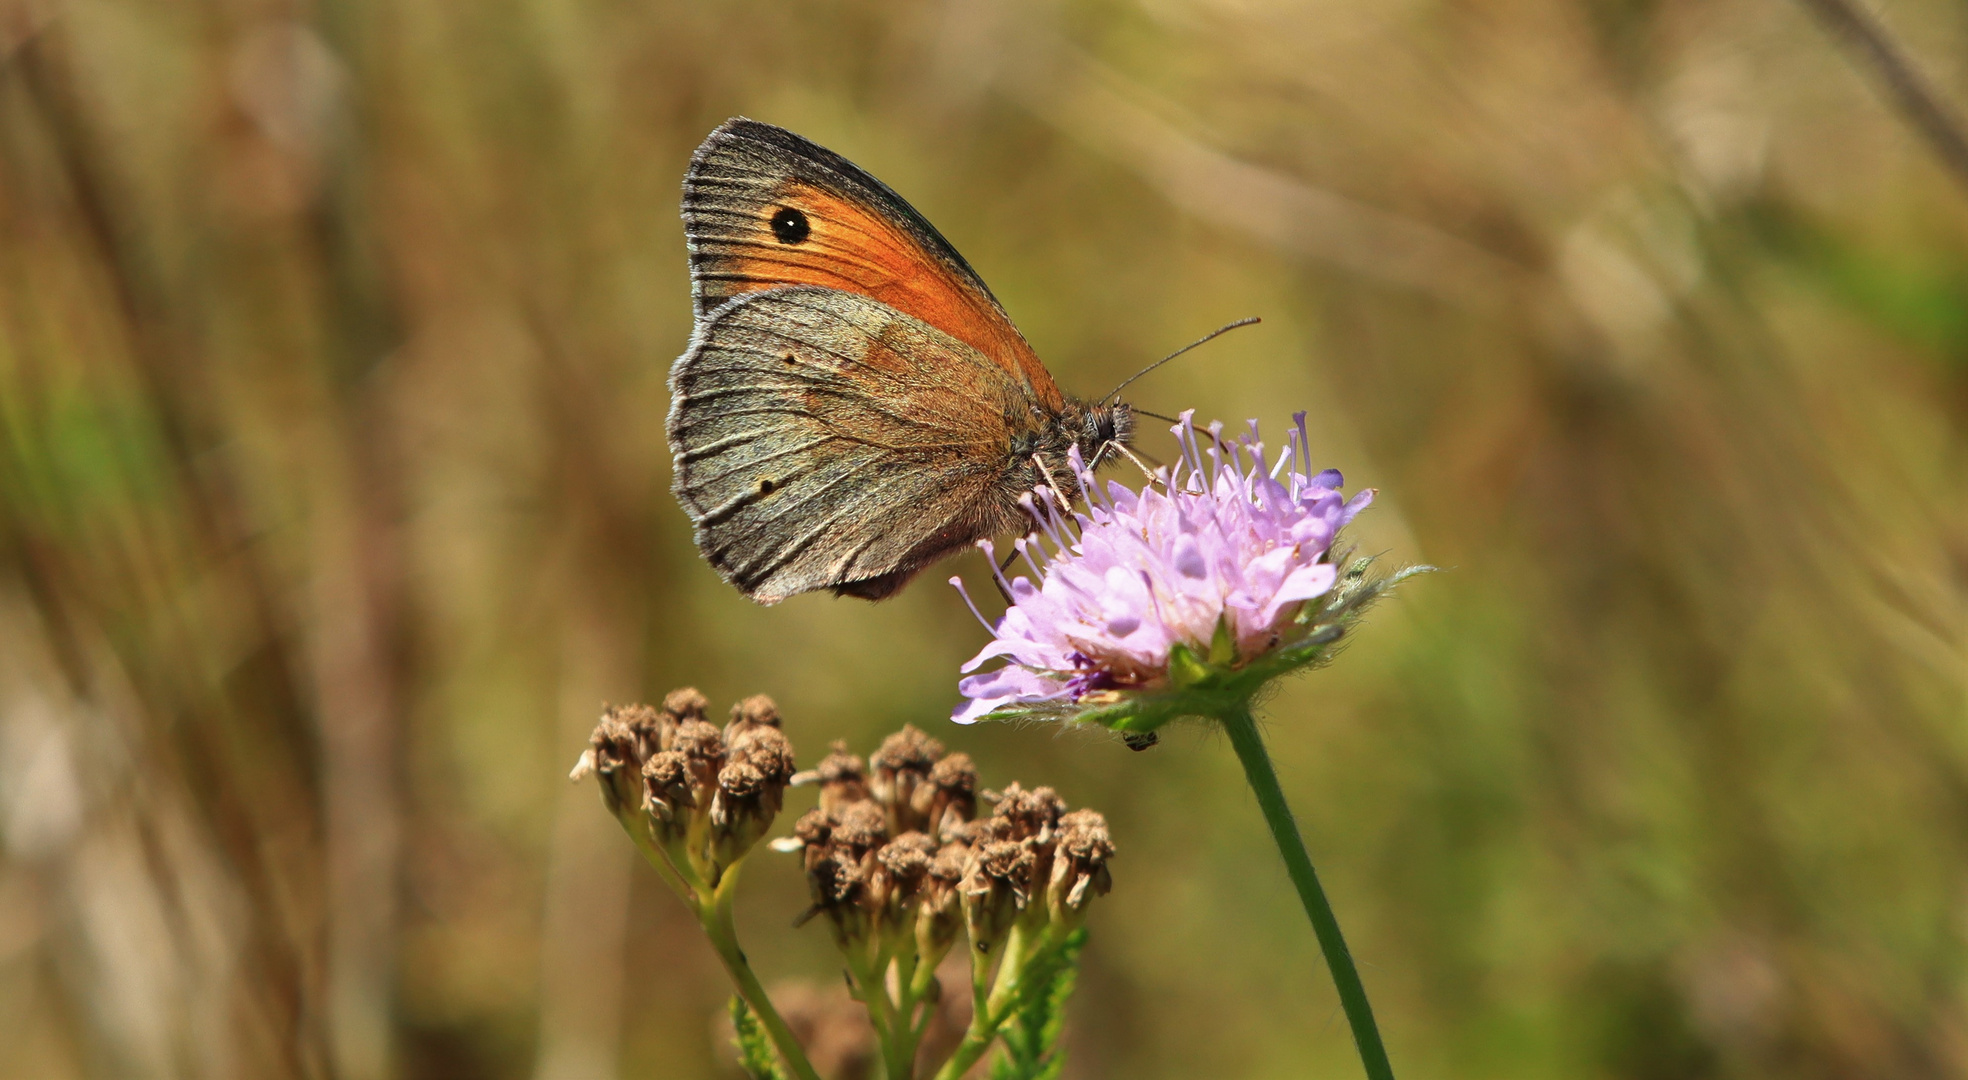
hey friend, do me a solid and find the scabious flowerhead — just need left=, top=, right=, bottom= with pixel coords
left=952, top=411, right=1420, bottom=736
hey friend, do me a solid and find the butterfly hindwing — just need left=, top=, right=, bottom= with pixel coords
left=669, top=286, right=1029, bottom=603
left=682, top=118, right=1065, bottom=412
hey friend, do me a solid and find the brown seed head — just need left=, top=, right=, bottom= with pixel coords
left=596, top=703, right=670, bottom=766
left=660, top=687, right=710, bottom=724
left=671, top=719, right=725, bottom=794
left=1056, top=809, right=1113, bottom=862
left=929, top=842, right=971, bottom=886
left=915, top=751, right=978, bottom=841
left=792, top=742, right=870, bottom=810
left=708, top=760, right=776, bottom=864
left=872, top=726, right=943, bottom=833
left=915, top=840, right=971, bottom=961
left=877, top=832, right=935, bottom=888
left=644, top=749, right=693, bottom=803
left=730, top=726, right=797, bottom=786
left=946, top=816, right=1013, bottom=847
left=803, top=846, right=873, bottom=945
left=871, top=831, right=936, bottom=918
left=992, top=783, right=1066, bottom=842
left=928, top=753, right=977, bottom=800
left=831, top=801, right=888, bottom=855
left=872, top=725, right=943, bottom=776
left=727, top=693, right=781, bottom=730
left=672, top=719, right=724, bottom=759
left=718, top=760, right=765, bottom=800
left=725, top=694, right=782, bottom=750
left=973, top=840, right=1034, bottom=901
left=961, top=838, right=1035, bottom=947
left=588, top=713, right=636, bottom=774
left=710, top=724, right=800, bottom=865
left=789, top=807, right=836, bottom=877
left=1049, top=808, right=1115, bottom=917
left=582, top=710, right=645, bottom=816
left=792, top=807, right=834, bottom=847
left=814, top=849, right=868, bottom=906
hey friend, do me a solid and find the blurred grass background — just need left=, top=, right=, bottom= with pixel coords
left=1, top=0, right=1964, bottom=1077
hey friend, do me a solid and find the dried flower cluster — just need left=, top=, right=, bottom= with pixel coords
left=779, top=727, right=1112, bottom=971
left=573, top=687, right=798, bottom=892
left=575, top=693, right=1114, bottom=1080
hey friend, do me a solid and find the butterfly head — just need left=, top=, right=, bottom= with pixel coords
left=1043, top=398, right=1134, bottom=484
left=1004, top=399, right=1133, bottom=504
left=1081, top=400, right=1134, bottom=466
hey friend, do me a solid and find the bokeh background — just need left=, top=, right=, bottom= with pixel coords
left=2, top=0, right=1965, bottom=1077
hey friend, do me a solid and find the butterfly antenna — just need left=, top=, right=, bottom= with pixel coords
left=1131, top=407, right=1182, bottom=425
left=1101, top=316, right=1261, bottom=404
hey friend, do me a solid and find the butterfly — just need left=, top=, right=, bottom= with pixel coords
left=668, top=118, right=1134, bottom=604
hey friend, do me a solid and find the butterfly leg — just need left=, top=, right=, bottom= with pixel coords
left=1025, top=452, right=1072, bottom=512
left=1109, top=441, right=1166, bottom=485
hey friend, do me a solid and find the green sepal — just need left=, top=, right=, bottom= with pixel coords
left=729, top=995, right=785, bottom=1080
left=1166, top=641, right=1211, bottom=689
left=1208, top=614, right=1237, bottom=667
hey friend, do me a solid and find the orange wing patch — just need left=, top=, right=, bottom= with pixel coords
left=695, top=180, right=1065, bottom=414
left=724, top=183, right=1061, bottom=410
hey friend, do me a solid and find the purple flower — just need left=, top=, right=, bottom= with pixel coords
left=951, top=411, right=1375, bottom=725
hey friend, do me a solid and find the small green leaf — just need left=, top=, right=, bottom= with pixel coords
left=730, top=996, right=785, bottom=1080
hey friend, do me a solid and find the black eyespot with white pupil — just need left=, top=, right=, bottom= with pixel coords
left=770, top=207, right=810, bottom=244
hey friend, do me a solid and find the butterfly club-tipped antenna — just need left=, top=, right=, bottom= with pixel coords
left=1099, top=316, right=1261, bottom=406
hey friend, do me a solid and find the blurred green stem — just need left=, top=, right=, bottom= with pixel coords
left=1220, top=705, right=1395, bottom=1080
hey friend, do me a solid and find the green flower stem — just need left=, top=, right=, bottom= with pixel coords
left=697, top=867, right=824, bottom=1080
left=932, top=934, right=997, bottom=1080
left=847, top=946, right=912, bottom=1079
left=933, top=959, right=1006, bottom=1078
left=1220, top=704, right=1395, bottom=1080
left=932, top=1011, right=998, bottom=1077
left=931, top=924, right=1059, bottom=1080
left=608, top=807, right=695, bottom=904
left=889, top=944, right=927, bottom=1076
left=599, top=796, right=817, bottom=1079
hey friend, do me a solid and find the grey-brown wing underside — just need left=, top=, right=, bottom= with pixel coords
left=668, top=286, right=1023, bottom=604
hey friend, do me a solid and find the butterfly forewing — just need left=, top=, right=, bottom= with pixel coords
left=670, top=287, right=1027, bottom=603
left=682, top=119, right=1064, bottom=410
